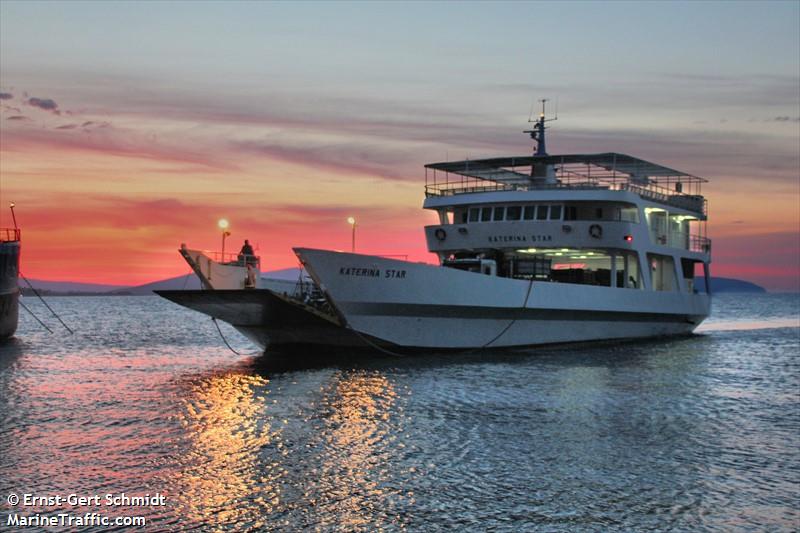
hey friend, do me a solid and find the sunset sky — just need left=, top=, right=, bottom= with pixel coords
left=1, top=1, right=798, bottom=290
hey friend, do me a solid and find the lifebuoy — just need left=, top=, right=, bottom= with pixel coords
left=434, top=228, right=447, bottom=241
left=589, top=224, right=603, bottom=239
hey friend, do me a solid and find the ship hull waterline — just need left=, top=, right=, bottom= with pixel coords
left=157, top=249, right=709, bottom=354
left=0, top=290, right=19, bottom=340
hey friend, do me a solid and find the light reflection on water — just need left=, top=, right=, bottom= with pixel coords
left=0, top=293, right=798, bottom=531
left=172, top=373, right=276, bottom=529
left=310, top=372, right=404, bottom=531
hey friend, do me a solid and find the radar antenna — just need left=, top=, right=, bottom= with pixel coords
left=523, top=98, right=557, bottom=157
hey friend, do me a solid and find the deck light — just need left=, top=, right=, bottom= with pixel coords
left=347, top=217, right=357, bottom=253
left=9, top=202, right=17, bottom=229
left=218, top=219, right=231, bottom=257
left=624, top=235, right=633, bottom=242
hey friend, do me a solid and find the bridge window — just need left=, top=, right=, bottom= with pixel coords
left=493, top=206, right=506, bottom=221
left=468, top=207, right=480, bottom=222
left=549, top=205, right=562, bottom=220
left=523, top=206, right=536, bottom=220
left=536, top=205, right=549, bottom=220
left=481, top=207, right=492, bottom=222
left=506, top=205, right=522, bottom=220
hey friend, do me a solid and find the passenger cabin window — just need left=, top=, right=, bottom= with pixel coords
left=523, top=206, right=536, bottom=220
left=620, top=207, right=639, bottom=223
left=506, top=206, right=522, bottom=220
left=465, top=204, right=565, bottom=223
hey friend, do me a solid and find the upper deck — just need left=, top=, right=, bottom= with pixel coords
left=425, top=153, right=708, bottom=218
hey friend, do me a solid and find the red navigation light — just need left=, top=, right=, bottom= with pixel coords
left=624, top=235, right=633, bottom=242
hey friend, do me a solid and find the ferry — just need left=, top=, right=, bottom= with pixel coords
left=0, top=207, right=21, bottom=340
left=157, top=105, right=712, bottom=352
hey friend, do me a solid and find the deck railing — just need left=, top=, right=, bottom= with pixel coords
left=207, top=251, right=260, bottom=267
left=649, top=230, right=711, bottom=253
left=689, top=235, right=712, bottom=253
left=0, top=228, right=20, bottom=242
left=425, top=167, right=708, bottom=217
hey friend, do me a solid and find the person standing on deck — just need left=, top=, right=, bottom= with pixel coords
left=238, top=240, right=255, bottom=265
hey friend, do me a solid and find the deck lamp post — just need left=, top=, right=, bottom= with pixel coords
left=9, top=202, right=17, bottom=230
left=218, top=218, right=231, bottom=258
left=347, top=217, right=356, bottom=253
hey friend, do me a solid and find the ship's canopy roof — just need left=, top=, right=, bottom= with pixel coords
left=425, top=153, right=707, bottom=185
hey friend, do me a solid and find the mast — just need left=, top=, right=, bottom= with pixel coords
left=524, top=99, right=558, bottom=184
left=524, top=98, right=556, bottom=157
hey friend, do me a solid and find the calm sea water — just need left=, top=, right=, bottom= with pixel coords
left=1, top=293, right=798, bottom=532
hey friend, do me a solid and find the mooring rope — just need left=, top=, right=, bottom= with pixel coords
left=20, top=273, right=74, bottom=334
left=339, top=273, right=536, bottom=357
left=475, top=274, right=536, bottom=350
left=211, top=317, right=244, bottom=356
left=18, top=298, right=54, bottom=333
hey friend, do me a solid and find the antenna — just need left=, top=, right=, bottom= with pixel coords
left=538, top=98, right=557, bottom=124
left=523, top=97, right=557, bottom=156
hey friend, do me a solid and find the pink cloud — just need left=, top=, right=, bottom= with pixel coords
left=2, top=123, right=238, bottom=171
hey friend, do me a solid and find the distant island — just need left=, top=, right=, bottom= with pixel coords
left=695, top=277, right=766, bottom=293
left=22, top=272, right=767, bottom=295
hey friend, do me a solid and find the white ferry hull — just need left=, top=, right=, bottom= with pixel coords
left=295, top=248, right=709, bottom=350
left=158, top=248, right=709, bottom=352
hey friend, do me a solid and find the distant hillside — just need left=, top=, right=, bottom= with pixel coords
left=23, top=279, right=129, bottom=293
left=697, top=277, right=766, bottom=293
left=115, top=274, right=201, bottom=295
